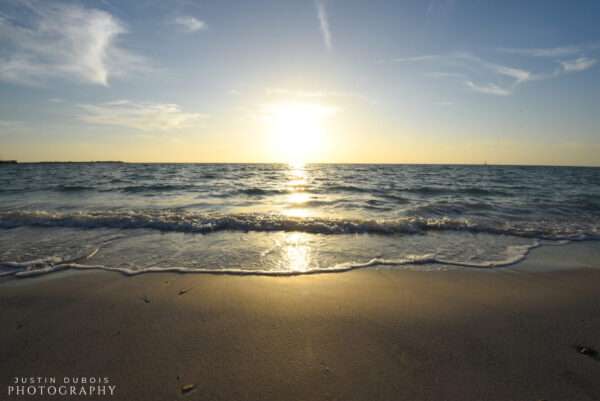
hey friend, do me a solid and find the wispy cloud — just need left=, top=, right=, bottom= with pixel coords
left=173, top=16, right=207, bottom=33
left=461, top=58, right=536, bottom=96
left=499, top=43, right=600, bottom=57
left=426, top=0, right=456, bottom=17
left=0, top=1, right=146, bottom=86
left=266, top=87, right=374, bottom=104
left=315, top=0, right=332, bottom=51
left=0, top=119, right=24, bottom=129
left=560, top=57, right=597, bottom=73
left=491, top=65, right=532, bottom=83
left=79, top=100, right=208, bottom=132
left=393, top=47, right=597, bottom=96
left=392, top=55, right=439, bottom=63
left=0, top=119, right=25, bottom=137
left=410, top=52, right=538, bottom=95
left=465, top=81, right=511, bottom=96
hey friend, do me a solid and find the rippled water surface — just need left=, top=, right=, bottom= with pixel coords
left=1, top=163, right=599, bottom=276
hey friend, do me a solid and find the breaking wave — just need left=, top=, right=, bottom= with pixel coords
left=0, top=210, right=597, bottom=240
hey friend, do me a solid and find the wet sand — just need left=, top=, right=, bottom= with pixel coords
left=1, top=243, right=600, bottom=401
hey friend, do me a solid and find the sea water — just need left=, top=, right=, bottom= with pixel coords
left=1, top=163, right=599, bottom=276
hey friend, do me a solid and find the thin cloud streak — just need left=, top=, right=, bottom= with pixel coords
left=173, top=16, right=207, bottom=33
left=79, top=100, right=208, bottom=132
left=499, top=43, right=600, bottom=57
left=410, top=52, right=539, bottom=95
left=0, top=119, right=24, bottom=132
left=492, top=65, right=532, bottom=83
left=393, top=55, right=439, bottom=63
left=466, top=81, right=511, bottom=96
left=560, top=57, right=597, bottom=72
left=315, top=0, right=332, bottom=51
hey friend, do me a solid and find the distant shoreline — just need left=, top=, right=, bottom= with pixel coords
left=0, top=161, right=125, bottom=164
left=1, top=161, right=600, bottom=168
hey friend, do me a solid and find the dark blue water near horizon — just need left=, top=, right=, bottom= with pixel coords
left=1, top=163, right=599, bottom=276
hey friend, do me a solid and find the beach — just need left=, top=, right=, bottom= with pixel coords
left=2, top=0, right=600, bottom=399
left=2, top=242, right=600, bottom=401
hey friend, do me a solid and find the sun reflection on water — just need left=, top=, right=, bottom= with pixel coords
left=283, top=208, right=311, bottom=218
left=287, top=164, right=308, bottom=188
left=280, top=232, right=312, bottom=272
left=275, top=165, right=316, bottom=271
left=287, top=192, right=310, bottom=204
left=282, top=164, right=314, bottom=219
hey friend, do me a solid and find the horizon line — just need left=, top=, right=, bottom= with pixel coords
left=4, top=160, right=600, bottom=168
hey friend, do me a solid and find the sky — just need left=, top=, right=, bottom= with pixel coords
left=1, top=0, right=600, bottom=165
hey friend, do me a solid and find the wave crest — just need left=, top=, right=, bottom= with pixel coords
left=0, top=210, right=597, bottom=240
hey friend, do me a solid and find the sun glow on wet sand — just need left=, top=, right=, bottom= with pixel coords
left=280, top=232, right=312, bottom=272
left=262, top=101, right=336, bottom=165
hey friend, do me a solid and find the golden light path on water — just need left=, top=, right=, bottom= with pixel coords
left=283, top=163, right=312, bottom=218
left=280, top=164, right=313, bottom=272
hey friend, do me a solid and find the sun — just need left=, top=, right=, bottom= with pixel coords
left=262, top=101, right=335, bottom=164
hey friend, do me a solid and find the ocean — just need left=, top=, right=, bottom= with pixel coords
left=1, top=163, right=599, bottom=277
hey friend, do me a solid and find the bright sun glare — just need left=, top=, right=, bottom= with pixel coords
left=263, top=101, right=335, bottom=165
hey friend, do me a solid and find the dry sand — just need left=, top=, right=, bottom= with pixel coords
left=1, top=242, right=600, bottom=401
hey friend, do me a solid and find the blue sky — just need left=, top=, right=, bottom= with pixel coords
left=1, top=0, right=599, bottom=164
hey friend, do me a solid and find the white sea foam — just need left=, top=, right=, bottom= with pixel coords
left=1, top=240, right=541, bottom=278
left=0, top=210, right=597, bottom=240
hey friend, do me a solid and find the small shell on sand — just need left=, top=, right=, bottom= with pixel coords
left=181, top=384, right=196, bottom=395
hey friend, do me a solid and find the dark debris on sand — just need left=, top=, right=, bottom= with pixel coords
left=178, top=288, right=192, bottom=296
left=575, top=345, right=599, bottom=360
